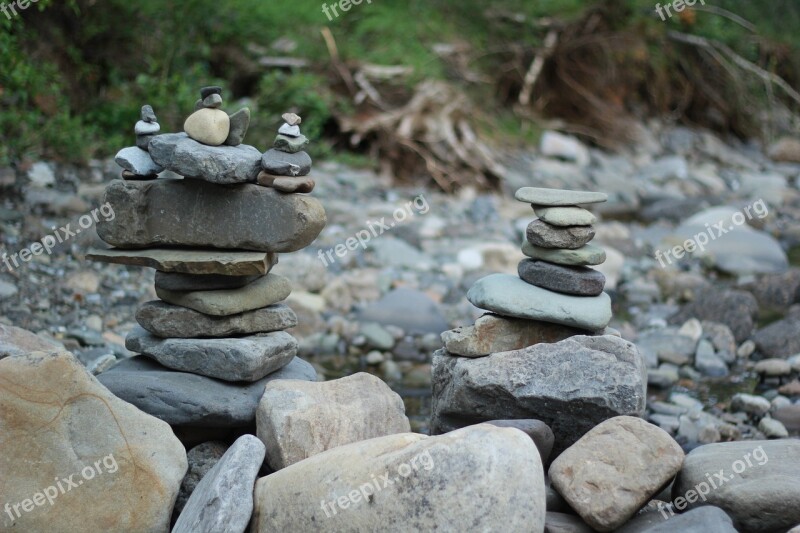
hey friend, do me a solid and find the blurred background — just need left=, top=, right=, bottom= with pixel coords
left=2, top=0, right=800, bottom=435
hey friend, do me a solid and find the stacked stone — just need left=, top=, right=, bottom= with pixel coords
left=432, top=187, right=646, bottom=457
left=257, top=112, right=315, bottom=193
left=88, top=87, right=326, bottom=440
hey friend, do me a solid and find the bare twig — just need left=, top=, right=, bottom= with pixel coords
left=321, top=27, right=357, bottom=96
left=519, top=30, right=559, bottom=106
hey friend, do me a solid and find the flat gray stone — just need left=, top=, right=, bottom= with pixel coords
left=273, top=134, right=309, bottom=153
left=278, top=123, right=300, bottom=137
left=515, top=187, right=607, bottom=206
left=173, top=435, right=265, bottom=533
left=441, top=313, right=588, bottom=358
left=149, top=133, right=261, bottom=184
left=534, top=206, right=597, bottom=226
left=114, top=146, right=163, bottom=176
left=468, top=274, right=612, bottom=331
left=96, top=179, right=326, bottom=253
left=87, top=248, right=276, bottom=276
left=97, top=355, right=317, bottom=427
left=156, top=274, right=292, bottom=316
left=522, top=241, right=606, bottom=266
left=549, top=416, right=684, bottom=531
left=518, top=259, right=605, bottom=296
left=126, top=326, right=297, bottom=382
left=136, top=301, right=297, bottom=338
left=673, top=440, right=800, bottom=532
left=257, top=372, right=411, bottom=470
left=261, top=149, right=312, bottom=176
left=154, top=271, right=262, bottom=292
left=431, top=335, right=647, bottom=455
left=526, top=219, right=596, bottom=249
left=135, top=120, right=160, bottom=135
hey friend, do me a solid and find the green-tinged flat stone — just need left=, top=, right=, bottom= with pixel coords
left=467, top=273, right=612, bottom=330
left=533, top=206, right=597, bottom=226
left=273, top=134, right=309, bottom=154
left=155, top=274, right=292, bottom=316
left=522, top=241, right=606, bottom=266
left=87, top=248, right=276, bottom=275
left=515, top=187, right=607, bottom=206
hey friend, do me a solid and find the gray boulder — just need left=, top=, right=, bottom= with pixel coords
left=149, top=132, right=261, bottom=184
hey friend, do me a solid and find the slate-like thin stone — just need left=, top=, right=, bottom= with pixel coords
left=522, top=241, right=606, bottom=266
left=515, top=187, right=607, bottom=206
left=518, top=259, right=605, bottom=296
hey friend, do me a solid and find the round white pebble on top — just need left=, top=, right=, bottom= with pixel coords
left=184, top=108, right=231, bottom=146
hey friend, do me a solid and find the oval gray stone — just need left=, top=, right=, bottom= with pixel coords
left=534, top=205, right=597, bottom=226
left=522, top=241, right=606, bottom=266
left=526, top=219, right=596, bottom=249
left=518, top=259, right=605, bottom=296
left=155, top=274, right=292, bottom=316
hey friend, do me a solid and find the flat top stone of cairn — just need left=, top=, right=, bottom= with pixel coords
left=515, top=187, right=608, bottom=206
left=86, top=248, right=277, bottom=276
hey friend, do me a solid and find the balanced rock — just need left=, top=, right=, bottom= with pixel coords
left=441, top=313, right=588, bottom=357
left=273, top=134, right=309, bottom=153
left=126, top=326, right=297, bottom=382
left=534, top=205, right=597, bottom=226
left=261, top=148, right=312, bottom=176
left=96, top=179, right=326, bottom=252
left=98, top=355, right=316, bottom=428
left=156, top=274, right=292, bottom=316
left=523, top=241, right=606, bottom=266
left=184, top=108, right=230, bottom=146
left=672, top=440, right=800, bottom=532
left=518, top=259, right=605, bottom=296
left=149, top=133, right=262, bottom=184
left=257, top=372, right=410, bottom=470
left=549, top=416, right=684, bottom=531
left=431, top=335, right=647, bottom=455
left=136, top=301, right=297, bottom=338
left=154, top=271, right=262, bottom=292
left=114, top=146, right=163, bottom=176
left=251, top=425, right=546, bottom=532
left=467, top=274, right=612, bottom=330
left=224, top=107, right=251, bottom=146
left=173, top=435, right=265, bottom=533
left=257, top=171, right=315, bottom=193
left=526, top=219, right=596, bottom=249
left=87, top=247, right=277, bottom=276
left=0, top=351, right=187, bottom=532
left=516, top=187, right=608, bottom=206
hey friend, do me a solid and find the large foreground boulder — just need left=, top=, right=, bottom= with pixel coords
left=96, top=178, right=326, bottom=252
left=0, top=324, right=63, bottom=360
left=431, top=335, right=647, bottom=455
left=251, top=424, right=546, bottom=532
left=257, top=372, right=410, bottom=470
left=0, top=351, right=187, bottom=532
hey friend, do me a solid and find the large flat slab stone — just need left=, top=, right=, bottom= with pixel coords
left=516, top=187, right=607, bottom=206
left=155, top=274, right=292, bottom=316
left=126, top=326, right=297, bottom=382
left=96, top=179, right=326, bottom=252
left=87, top=248, right=276, bottom=275
left=97, top=355, right=316, bottom=428
left=149, top=132, right=261, bottom=184
left=136, top=300, right=297, bottom=338
left=467, top=273, right=612, bottom=331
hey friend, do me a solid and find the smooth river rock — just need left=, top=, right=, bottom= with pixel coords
left=522, top=241, right=606, bottom=266
left=126, top=326, right=297, bottom=382
left=257, top=372, right=410, bottom=470
left=96, top=179, right=326, bottom=252
left=0, top=351, right=187, bottom=532
left=251, top=425, right=546, bottom=532
left=431, top=335, right=647, bottom=455
left=136, top=301, right=297, bottom=338
left=114, top=146, right=163, bottom=176
left=526, top=219, right=596, bottom=249
left=87, top=247, right=277, bottom=276
left=467, top=274, right=612, bottom=330
left=518, top=259, right=605, bottom=296
left=516, top=187, right=608, bottom=206
left=0, top=324, right=63, bottom=360
left=534, top=205, right=597, bottom=226
left=156, top=274, right=292, bottom=316
left=97, top=355, right=316, bottom=427
left=149, top=132, right=261, bottom=183
left=261, top=148, right=312, bottom=176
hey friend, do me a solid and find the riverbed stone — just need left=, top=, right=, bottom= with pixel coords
left=0, top=351, right=187, bottom=532
left=126, top=326, right=297, bottom=382
left=484, top=419, right=555, bottom=464
left=96, top=179, right=326, bottom=252
left=184, top=108, right=230, bottom=146
left=136, top=301, right=297, bottom=338
left=441, top=313, right=587, bottom=357
left=431, top=335, right=647, bottom=455
left=534, top=206, right=597, bottom=226
left=173, top=435, right=265, bottom=533
left=522, top=241, right=606, bottom=266
left=256, top=171, right=315, bottom=193
left=149, top=133, right=262, bottom=184
left=0, top=324, right=63, bottom=360
left=672, top=440, right=800, bottom=532
left=114, top=146, right=163, bottom=176
left=175, top=441, right=228, bottom=515
left=549, top=416, right=684, bottom=531
left=261, top=148, right=312, bottom=176
left=518, top=259, right=605, bottom=296
left=468, top=274, right=612, bottom=330
left=87, top=247, right=277, bottom=275
left=257, top=372, right=410, bottom=470
left=526, top=219, right=596, bottom=249
left=224, top=107, right=251, bottom=146
left=616, top=505, right=736, bottom=533
left=753, top=315, right=800, bottom=358
left=669, top=287, right=758, bottom=342
left=156, top=274, right=292, bottom=316
left=97, top=355, right=316, bottom=427
left=154, top=271, right=262, bottom=292
left=516, top=187, right=607, bottom=206
left=251, top=425, right=546, bottom=532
